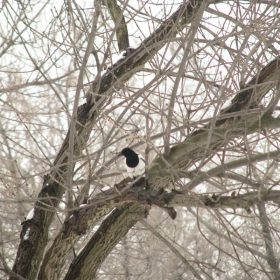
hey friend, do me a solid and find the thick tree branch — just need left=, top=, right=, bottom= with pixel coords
left=64, top=203, right=149, bottom=279
left=148, top=56, right=280, bottom=189
left=86, top=0, right=205, bottom=105
left=104, top=0, right=130, bottom=51
left=166, top=189, right=280, bottom=210
left=214, top=56, right=280, bottom=126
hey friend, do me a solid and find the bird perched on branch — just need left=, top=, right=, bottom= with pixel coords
left=118, top=147, right=177, bottom=219
left=119, top=147, right=145, bottom=178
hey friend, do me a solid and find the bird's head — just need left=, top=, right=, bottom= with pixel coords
left=118, top=147, right=136, bottom=158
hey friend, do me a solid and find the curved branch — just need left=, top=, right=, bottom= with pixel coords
left=165, top=189, right=280, bottom=210
left=86, top=0, right=205, bottom=105
left=64, top=203, right=149, bottom=279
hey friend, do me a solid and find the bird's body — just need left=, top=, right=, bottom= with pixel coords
left=119, top=148, right=145, bottom=178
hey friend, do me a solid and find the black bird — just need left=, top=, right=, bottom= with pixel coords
left=119, top=147, right=145, bottom=178
left=119, top=148, right=177, bottom=219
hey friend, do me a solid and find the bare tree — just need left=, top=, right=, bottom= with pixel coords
left=1, top=0, right=280, bottom=279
